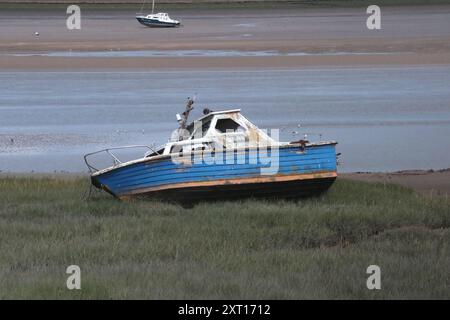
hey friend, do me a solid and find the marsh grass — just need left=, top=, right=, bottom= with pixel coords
left=0, top=176, right=449, bottom=299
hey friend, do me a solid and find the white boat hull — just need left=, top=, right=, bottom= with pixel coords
left=136, top=16, right=180, bottom=28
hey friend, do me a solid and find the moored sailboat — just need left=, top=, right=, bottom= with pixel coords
left=136, top=0, right=180, bottom=28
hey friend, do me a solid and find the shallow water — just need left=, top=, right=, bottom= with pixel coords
left=1, top=66, right=449, bottom=173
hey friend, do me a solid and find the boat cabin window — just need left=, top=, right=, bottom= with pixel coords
left=169, top=141, right=214, bottom=154
left=190, top=119, right=212, bottom=138
left=145, top=147, right=164, bottom=157
left=215, top=118, right=244, bottom=133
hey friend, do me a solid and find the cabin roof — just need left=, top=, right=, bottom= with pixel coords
left=185, top=109, right=242, bottom=135
left=194, top=108, right=241, bottom=122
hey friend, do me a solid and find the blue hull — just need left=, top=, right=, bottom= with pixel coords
left=92, top=143, right=338, bottom=202
left=136, top=17, right=180, bottom=28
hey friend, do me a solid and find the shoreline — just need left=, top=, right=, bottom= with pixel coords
left=342, top=169, right=450, bottom=197
left=1, top=1, right=449, bottom=8
left=2, top=169, right=449, bottom=196
left=2, top=54, right=450, bottom=71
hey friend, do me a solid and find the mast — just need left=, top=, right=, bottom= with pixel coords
left=138, top=0, right=154, bottom=15
left=174, top=97, right=195, bottom=141
left=179, top=97, right=194, bottom=130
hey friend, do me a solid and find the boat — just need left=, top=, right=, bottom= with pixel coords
left=84, top=99, right=338, bottom=203
left=136, top=0, right=180, bottom=28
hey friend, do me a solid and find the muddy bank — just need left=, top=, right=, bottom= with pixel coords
left=342, top=169, right=450, bottom=197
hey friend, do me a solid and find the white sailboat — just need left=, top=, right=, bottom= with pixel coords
left=136, top=0, right=180, bottom=28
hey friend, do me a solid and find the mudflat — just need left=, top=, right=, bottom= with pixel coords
left=342, top=169, right=450, bottom=197
left=1, top=5, right=450, bottom=69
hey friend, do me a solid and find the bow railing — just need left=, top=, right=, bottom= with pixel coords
left=84, top=145, right=160, bottom=173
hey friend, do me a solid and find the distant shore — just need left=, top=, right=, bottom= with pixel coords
left=1, top=0, right=449, bottom=6
left=1, top=0, right=449, bottom=7
left=1, top=4, right=450, bottom=70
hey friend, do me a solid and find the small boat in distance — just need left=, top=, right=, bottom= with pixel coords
left=85, top=98, right=339, bottom=204
left=136, top=0, right=180, bottom=28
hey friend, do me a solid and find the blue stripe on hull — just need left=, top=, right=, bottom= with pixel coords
left=93, top=144, right=337, bottom=197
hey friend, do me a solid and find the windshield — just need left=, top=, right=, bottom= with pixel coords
left=190, top=119, right=212, bottom=139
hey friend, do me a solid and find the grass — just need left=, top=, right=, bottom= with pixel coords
left=0, top=176, right=449, bottom=299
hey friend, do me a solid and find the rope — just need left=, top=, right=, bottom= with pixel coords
left=139, top=0, right=147, bottom=14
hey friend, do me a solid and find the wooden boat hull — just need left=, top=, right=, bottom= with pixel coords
left=91, top=143, right=338, bottom=203
left=117, top=174, right=336, bottom=203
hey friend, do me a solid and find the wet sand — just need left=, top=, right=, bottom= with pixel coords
left=342, top=169, right=450, bottom=197
left=1, top=5, right=450, bottom=69
left=2, top=53, right=450, bottom=70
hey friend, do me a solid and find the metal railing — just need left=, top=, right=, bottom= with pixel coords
left=84, top=145, right=160, bottom=173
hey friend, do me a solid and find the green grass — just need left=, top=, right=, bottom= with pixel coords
left=0, top=176, right=449, bottom=299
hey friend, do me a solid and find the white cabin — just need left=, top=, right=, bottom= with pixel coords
left=157, top=109, right=282, bottom=156
left=145, top=12, right=179, bottom=24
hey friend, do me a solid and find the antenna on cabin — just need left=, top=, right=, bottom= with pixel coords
left=177, top=96, right=195, bottom=130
